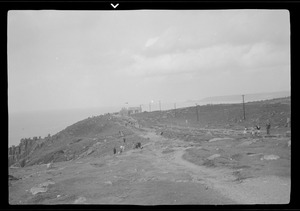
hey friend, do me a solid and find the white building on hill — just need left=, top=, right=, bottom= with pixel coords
left=119, top=106, right=142, bottom=116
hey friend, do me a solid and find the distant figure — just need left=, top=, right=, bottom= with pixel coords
left=255, top=125, right=261, bottom=136
left=160, top=131, right=163, bottom=135
left=134, top=142, right=142, bottom=149
left=243, top=127, right=248, bottom=135
left=286, top=117, right=291, bottom=128
left=113, top=147, right=116, bottom=155
left=251, top=127, right=256, bottom=136
left=120, top=145, right=125, bottom=153
left=266, top=121, right=271, bottom=135
left=123, top=137, right=126, bottom=143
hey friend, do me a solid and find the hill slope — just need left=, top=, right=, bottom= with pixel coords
left=9, top=97, right=291, bottom=205
left=134, top=97, right=291, bottom=130
left=8, top=97, right=290, bottom=168
left=8, top=114, right=144, bottom=167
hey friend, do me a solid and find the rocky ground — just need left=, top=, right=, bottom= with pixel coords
left=9, top=97, right=291, bottom=205
left=9, top=115, right=290, bottom=205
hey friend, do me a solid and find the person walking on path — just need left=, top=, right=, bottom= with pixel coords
left=243, top=127, right=248, bottom=136
left=113, top=147, right=116, bottom=155
left=266, top=120, right=271, bottom=135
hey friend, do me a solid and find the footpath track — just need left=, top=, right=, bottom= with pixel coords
left=9, top=115, right=290, bottom=204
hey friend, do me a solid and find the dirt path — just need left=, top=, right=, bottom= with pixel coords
left=138, top=129, right=290, bottom=204
left=9, top=117, right=290, bottom=205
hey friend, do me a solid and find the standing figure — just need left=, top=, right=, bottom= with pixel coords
left=120, top=145, right=125, bottom=153
left=286, top=117, right=291, bottom=128
left=256, top=125, right=261, bottom=136
left=251, top=127, right=256, bottom=136
left=243, top=127, right=248, bottom=135
left=266, top=120, right=271, bottom=135
left=123, top=137, right=126, bottom=143
left=113, top=147, right=116, bottom=155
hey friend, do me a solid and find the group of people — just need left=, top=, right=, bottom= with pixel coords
left=113, top=142, right=143, bottom=155
left=243, top=120, right=271, bottom=136
left=133, top=142, right=143, bottom=149
left=243, top=126, right=259, bottom=136
left=113, top=131, right=143, bottom=155
left=113, top=145, right=125, bottom=155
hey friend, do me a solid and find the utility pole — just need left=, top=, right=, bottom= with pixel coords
left=242, top=95, right=246, bottom=120
left=196, top=104, right=199, bottom=122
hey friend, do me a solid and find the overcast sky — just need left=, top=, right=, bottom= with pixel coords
left=8, top=10, right=290, bottom=113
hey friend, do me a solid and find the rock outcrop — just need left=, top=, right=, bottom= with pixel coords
left=8, top=137, right=43, bottom=167
left=8, top=113, right=130, bottom=168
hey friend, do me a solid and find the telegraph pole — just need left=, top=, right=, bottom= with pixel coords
left=242, top=95, right=246, bottom=120
left=196, top=104, right=199, bottom=122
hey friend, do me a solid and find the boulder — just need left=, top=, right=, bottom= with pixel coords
left=30, top=187, right=47, bottom=195
left=260, top=154, right=280, bottom=160
left=46, top=163, right=53, bottom=169
left=30, top=180, right=55, bottom=195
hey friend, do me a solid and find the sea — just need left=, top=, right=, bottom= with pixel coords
left=8, top=102, right=199, bottom=147
left=8, top=106, right=121, bottom=147
left=8, top=91, right=290, bottom=147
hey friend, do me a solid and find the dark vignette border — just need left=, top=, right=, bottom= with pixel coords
left=1, top=1, right=298, bottom=211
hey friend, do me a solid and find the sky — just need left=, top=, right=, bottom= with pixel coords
left=8, top=10, right=290, bottom=113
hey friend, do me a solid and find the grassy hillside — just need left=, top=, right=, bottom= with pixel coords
left=133, top=97, right=291, bottom=130
left=10, top=97, right=290, bottom=168
left=14, top=114, right=147, bottom=167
